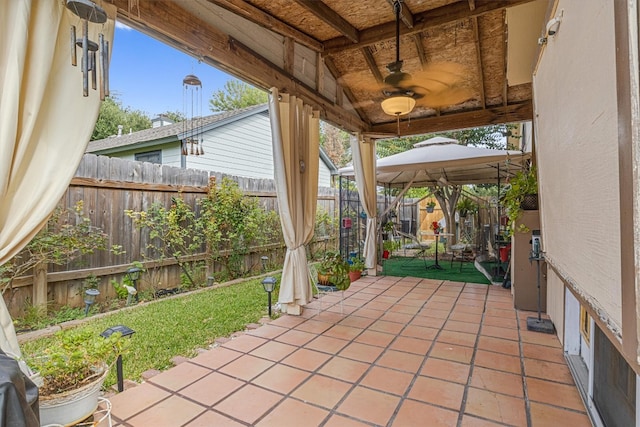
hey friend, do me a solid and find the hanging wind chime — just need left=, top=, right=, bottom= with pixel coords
left=66, top=0, right=110, bottom=100
left=182, top=74, right=205, bottom=156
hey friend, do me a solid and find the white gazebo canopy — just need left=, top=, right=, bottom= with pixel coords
left=341, top=136, right=531, bottom=188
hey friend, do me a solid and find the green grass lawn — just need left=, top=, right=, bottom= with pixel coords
left=21, top=276, right=280, bottom=388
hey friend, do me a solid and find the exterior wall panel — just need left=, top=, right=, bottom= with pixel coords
left=533, top=1, right=621, bottom=328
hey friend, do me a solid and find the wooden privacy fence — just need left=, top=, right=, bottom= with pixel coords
left=4, top=154, right=338, bottom=317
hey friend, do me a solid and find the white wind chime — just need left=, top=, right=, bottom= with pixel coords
left=181, top=74, right=205, bottom=156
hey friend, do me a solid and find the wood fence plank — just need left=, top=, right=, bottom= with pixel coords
left=8, top=154, right=339, bottom=317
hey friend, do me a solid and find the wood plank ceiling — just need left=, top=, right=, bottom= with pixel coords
left=108, top=0, right=544, bottom=138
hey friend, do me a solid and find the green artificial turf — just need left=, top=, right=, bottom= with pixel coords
left=383, top=256, right=490, bottom=285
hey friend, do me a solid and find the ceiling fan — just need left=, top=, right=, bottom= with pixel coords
left=380, top=0, right=472, bottom=117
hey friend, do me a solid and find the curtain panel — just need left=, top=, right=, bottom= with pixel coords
left=351, top=135, right=377, bottom=270
left=0, top=0, right=115, bottom=358
left=269, top=89, right=320, bottom=315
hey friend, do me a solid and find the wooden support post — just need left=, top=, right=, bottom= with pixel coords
left=33, top=262, right=48, bottom=308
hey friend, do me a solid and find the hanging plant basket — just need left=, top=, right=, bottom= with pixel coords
left=426, top=206, right=435, bottom=213
left=520, top=194, right=539, bottom=210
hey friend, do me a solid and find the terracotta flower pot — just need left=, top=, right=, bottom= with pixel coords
left=348, top=271, right=361, bottom=282
left=317, top=272, right=331, bottom=285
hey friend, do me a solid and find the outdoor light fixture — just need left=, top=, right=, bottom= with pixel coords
left=125, top=267, right=142, bottom=303
left=380, top=1, right=416, bottom=118
left=261, top=256, right=269, bottom=273
left=261, top=277, right=277, bottom=317
left=381, top=95, right=416, bottom=117
left=84, top=288, right=100, bottom=316
left=66, top=0, right=110, bottom=99
left=101, top=325, right=136, bottom=392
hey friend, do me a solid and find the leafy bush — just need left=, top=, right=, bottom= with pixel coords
left=126, top=197, right=204, bottom=287
left=200, top=177, right=282, bottom=279
left=25, top=329, right=128, bottom=396
left=1, top=201, right=117, bottom=295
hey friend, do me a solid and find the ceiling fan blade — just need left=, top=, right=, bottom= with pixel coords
left=413, top=62, right=468, bottom=86
left=416, top=87, right=474, bottom=108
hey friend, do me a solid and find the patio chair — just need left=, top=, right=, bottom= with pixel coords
left=450, top=243, right=475, bottom=271
left=308, top=263, right=343, bottom=314
left=395, top=229, right=431, bottom=269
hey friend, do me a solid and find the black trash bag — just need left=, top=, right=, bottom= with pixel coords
left=0, top=351, right=39, bottom=427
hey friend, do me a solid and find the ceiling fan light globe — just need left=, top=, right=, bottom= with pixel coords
left=381, top=95, right=416, bottom=116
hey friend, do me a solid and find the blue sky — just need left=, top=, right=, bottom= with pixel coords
left=109, top=23, right=234, bottom=117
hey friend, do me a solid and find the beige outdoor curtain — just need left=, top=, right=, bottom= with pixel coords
left=351, top=135, right=377, bottom=270
left=269, top=89, right=320, bottom=315
left=0, top=1, right=115, bottom=358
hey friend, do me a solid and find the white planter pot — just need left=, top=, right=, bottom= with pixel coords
left=39, top=369, right=108, bottom=427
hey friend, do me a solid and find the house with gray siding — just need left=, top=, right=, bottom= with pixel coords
left=87, top=104, right=337, bottom=187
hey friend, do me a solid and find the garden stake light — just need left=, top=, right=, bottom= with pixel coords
left=261, top=277, right=277, bottom=318
left=101, top=325, right=136, bottom=392
left=84, top=288, right=100, bottom=316
left=125, top=267, right=142, bottom=302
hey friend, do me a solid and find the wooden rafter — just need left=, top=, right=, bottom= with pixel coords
left=283, top=37, right=294, bottom=75
left=111, top=0, right=367, bottom=133
left=203, top=0, right=323, bottom=52
left=472, top=17, right=486, bottom=108
left=323, top=0, right=536, bottom=54
left=294, top=0, right=359, bottom=43
left=370, top=101, right=533, bottom=135
left=502, top=9, right=508, bottom=106
left=412, top=33, right=427, bottom=67
left=324, top=56, right=370, bottom=124
left=361, top=47, right=384, bottom=84
left=386, top=0, right=414, bottom=28
left=316, top=52, right=325, bottom=94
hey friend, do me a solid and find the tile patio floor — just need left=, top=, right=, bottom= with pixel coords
left=105, top=276, right=591, bottom=427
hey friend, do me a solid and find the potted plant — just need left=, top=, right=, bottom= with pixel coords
left=456, top=197, right=478, bottom=218
left=331, top=256, right=351, bottom=291
left=382, top=240, right=396, bottom=259
left=502, top=166, right=538, bottom=234
left=25, top=328, right=128, bottom=426
left=348, top=257, right=365, bottom=282
left=382, top=220, right=395, bottom=240
left=317, top=251, right=338, bottom=285
left=425, top=200, right=436, bottom=213
left=316, top=251, right=351, bottom=291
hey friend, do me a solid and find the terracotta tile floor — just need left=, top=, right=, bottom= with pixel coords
left=106, top=276, right=592, bottom=427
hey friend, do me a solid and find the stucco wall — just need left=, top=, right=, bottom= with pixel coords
left=533, top=1, right=621, bottom=327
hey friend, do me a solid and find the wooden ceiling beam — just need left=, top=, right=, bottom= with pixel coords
left=283, top=37, right=295, bottom=75
left=502, top=10, right=509, bottom=106
left=370, top=101, right=533, bottom=135
left=361, top=47, right=384, bottom=84
left=413, top=33, right=427, bottom=67
left=386, top=0, right=414, bottom=28
left=472, top=17, right=486, bottom=108
left=324, top=56, right=370, bottom=124
left=324, top=0, right=536, bottom=54
left=203, top=0, right=323, bottom=52
left=294, top=0, right=359, bottom=43
left=110, top=0, right=367, bottom=133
